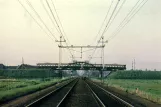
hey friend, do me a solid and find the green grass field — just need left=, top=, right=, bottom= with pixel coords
left=93, top=78, right=161, bottom=104
left=0, top=78, right=61, bottom=103
left=92, top=70, right=161, bottom=104
left=107, top=70, right=161, bottom=104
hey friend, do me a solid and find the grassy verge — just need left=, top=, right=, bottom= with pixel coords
left=92, top=78, right=161, bottom=104
left=0, top=78, right=62, bottom=103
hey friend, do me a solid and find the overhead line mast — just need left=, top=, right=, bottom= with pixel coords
left=56, top=36, right=66, bottom=68
left=98, top=36, right=108, bottom=69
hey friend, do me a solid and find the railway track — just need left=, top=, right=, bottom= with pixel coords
left=26, top=78, right=78, bottom=107
left=58, top=78, right=101, bottom=107
left=26, top=78, right=134, bottom=107
left=85, top=79, right=134, bottom=107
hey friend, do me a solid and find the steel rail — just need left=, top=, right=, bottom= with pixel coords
left=57, top=78, right=102, bottom=107
left=84, top=80, right=106, bottom=107
left=26, top=78, right=77, bottom=107
left=88, top=80, right=134, bottom=107
left=56, top=79, right=79, bottom=107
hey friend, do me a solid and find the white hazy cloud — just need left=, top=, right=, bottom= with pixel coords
left=0, top=0, right=161, bottom=70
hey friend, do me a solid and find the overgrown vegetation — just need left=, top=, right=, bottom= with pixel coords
left=92, top=70, right=161, bottom=104
left=108, top=70, right=161, bottom=79
left=0, top=78, right=61, bottom=103
left=103, top=79, right=161, bottom=104
left=0, top=69, right=59, bottom=78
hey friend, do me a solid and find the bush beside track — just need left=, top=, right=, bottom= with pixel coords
left=0, top=77, right=72, bottom=104
left=108, top=70, right=161, bottom=79
left=0, top=69, right=59, bottom=78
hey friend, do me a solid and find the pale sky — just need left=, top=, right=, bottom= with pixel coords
left=0, top=0, right=161, bottom=70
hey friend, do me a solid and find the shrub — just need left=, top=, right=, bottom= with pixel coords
left=108, top=70, right=161, bottom=79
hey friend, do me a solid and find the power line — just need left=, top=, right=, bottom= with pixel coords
left=26, top=0, right=58, bottom=40
left=114, top=0, right=142, bottom=30
left=45, top=0, right=74, bottom=59
left=99, top=0, right=120, bottom=40
left=89, top=48, right=102, bottom=62
left=104, top=0, right=127, bottom=33
left=40, top=0, right=61, bottom=35
left=50, top=0, right=71, bottom=45
left=45, top=0, right=64, bottom=39
left=108, top=0, right=148, bottom=41
left=18, top=0, right=74, bottom=63
left=50, top=0, right=74, bottom=58
left=88, top=44, right=101, bottom=62
left=90, top=0, right=148, bottom=62
left=107, top=0, right=143, bottom=40
left=17, top=0, right=56, bottom=42
left=89, top=0, right=120, bottom=62
left=91, top=0, right=114, bottom=45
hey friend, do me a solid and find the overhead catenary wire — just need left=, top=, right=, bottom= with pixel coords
left=89, top=0, right=120, bottom=62
left=89, top=0, right=148, bottom=62
left=40, top=0, right=61, bottom=35
left=21, top=0, right=74, bottom=62
left=62, top=48, right=75, bottom=62
left=91, top=0, right=114, bottom=45
left=26, top=0, right=58, bottom=40
left=89, top=48, right=102, bottom=63
left=45, top=0, right=74, bottom=60
left=18, top=0, right=149, bottom=63
left=45, top=0, right=64, bottom=39
left=50, top=0, right=71, bottom=45
left=99, top=0, right=120, bottom=41
left=88, top=46, right=99, bottom=62
left=107, top=0, right=143, bottom=40
left=17, top=0, right=56, bottom=42
left=45, top=0, right=75, bottom=61
left=104, top=0, right=127, bottom=33
left=68, top=48, right=96, bottom=53
left=108, top=0, right=148, bottom=41
left=50, top=0, right=74, bottom=59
